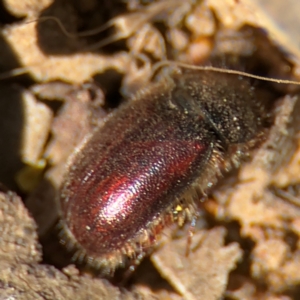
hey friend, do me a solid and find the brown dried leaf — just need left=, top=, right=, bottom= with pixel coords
left=152, top=228, right=242, bottom=300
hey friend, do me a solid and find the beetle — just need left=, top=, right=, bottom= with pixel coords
left=58, top=65, right=278, bottom=273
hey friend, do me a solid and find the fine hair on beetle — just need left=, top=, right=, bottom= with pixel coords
left=57, top=57, right=300, bottom=275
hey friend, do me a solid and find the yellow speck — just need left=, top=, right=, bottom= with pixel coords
left=175, top=205, right=183, bottom=212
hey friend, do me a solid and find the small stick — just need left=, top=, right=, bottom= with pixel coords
left=151, top=60, right=300, bottom=86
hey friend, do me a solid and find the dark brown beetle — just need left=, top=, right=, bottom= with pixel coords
left=59, top=67, right=275, bottom=272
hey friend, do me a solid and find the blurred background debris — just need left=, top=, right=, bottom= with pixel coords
left=1, top=0, right=300, bottom=299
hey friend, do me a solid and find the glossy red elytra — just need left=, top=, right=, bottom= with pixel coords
left=58, top=65, right=278, bottom=272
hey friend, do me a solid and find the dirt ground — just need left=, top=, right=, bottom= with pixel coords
left=1, top=0, right=300, bottom=299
